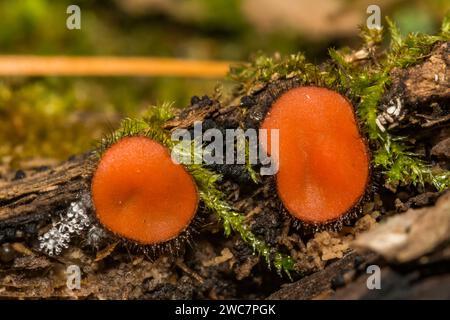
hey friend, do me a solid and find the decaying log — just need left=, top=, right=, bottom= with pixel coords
left=0, top=154, right=94, bottom=243
left=0, top=155, right=93, bottom=221
left=353, top=191, right=450, bottom=263
left=388, top=42, right=449, bottom=106
left=267, top=251, right=380, bottom=300
left=330, top=260, right=450, bottom=299
left=382, top=42, right=450, bottom=131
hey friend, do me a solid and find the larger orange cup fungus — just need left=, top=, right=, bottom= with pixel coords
left=260, top=86, right=370, bottom=226
left=91, top=136, right=199, bottom=247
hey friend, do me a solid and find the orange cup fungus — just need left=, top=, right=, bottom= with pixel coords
left=91, top=136, right=198, bottom=245
left=260, top=86, right=370, bottom=225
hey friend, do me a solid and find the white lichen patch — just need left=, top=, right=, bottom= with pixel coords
left=38, top=193, right=93, bottom=256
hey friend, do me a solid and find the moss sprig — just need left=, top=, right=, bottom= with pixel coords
left=244, top=139, right=261, bottom=184
left=374, top=134, right=450, bottom=191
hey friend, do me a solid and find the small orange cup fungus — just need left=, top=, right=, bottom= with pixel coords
left=91, top=136, right=198, bottom=245
left=260, top=86, right=370, bottom=225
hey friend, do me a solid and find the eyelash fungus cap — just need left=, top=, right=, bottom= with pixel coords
left=260, top=86, right=370, bottom=226
left=91, top=136, right=199, bottom=245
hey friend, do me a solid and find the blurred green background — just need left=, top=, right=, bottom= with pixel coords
left=0, top=0, right=448, bottom=166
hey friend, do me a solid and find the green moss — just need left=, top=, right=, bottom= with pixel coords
left=229, top=52, right=319, bottom=93
left=0, top=79, right=113, bottom=164
left=245, top=140, right=261, bottom=184
left=374, top=135, right=450, bottom=191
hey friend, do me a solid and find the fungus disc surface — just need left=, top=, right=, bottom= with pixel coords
left=260, top=86, right=369, bottom=224
left=92, top=136, right=198, bottom=244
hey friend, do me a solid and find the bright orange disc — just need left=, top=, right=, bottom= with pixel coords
left=91, top=136, right=198, bottom=244
left=260, top=87, right=369, bottom=224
